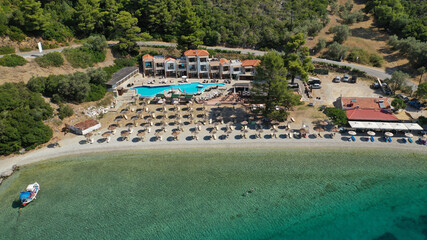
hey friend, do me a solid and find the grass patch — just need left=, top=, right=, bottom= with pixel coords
left=0, top=54, right=27, bottom=67
left=63, top=47, right=105, bottom=68
left=0, top=46, right=15, bottom=54
left=35, top=52, right=64, bottom=68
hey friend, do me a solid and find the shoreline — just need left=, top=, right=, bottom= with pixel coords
left=1, top=134, right=426, bottom=174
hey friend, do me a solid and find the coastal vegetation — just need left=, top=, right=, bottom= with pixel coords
left=416, top=83, right=427, bottom=99
left=252, top=51, right=301, bottom=120
left=63, top=35, right=108, bottom=68
left=0, top=82, right=53, bottom=155
left=58, top=104, right=74, bottom=120
left=0, top=46, right=15, bottom=54
left=0, top=54, right=27, bottom=67
left=35, top=52, right=64, bottom=68
left=323, top=108, right=348, bottom=126
left=0, top=0, right=330, bottom=53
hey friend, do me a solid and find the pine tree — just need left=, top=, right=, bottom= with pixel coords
left=114, top=11, right=141, bottom=55
left=283, top=33, right=314, bottom=83
left=75, top=0, right=101, bottom=36
left=12, top=0, right=46, bottom=33
left=177, top=0, right=203, bottom=51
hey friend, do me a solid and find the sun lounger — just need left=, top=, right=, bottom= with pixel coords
left=408, top=137, right=413, bottom=143
left=370, top=136, right=375, bottom=142
left=402, top=138, right=407, bottom=143
left=351, top=136, right=356, bottom=142
left=387, top=137, right=392, bottom=142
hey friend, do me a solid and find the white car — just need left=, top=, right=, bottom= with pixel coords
left=342, top=74, right=349, bottom=82
left=311, top=83, right=322, bottom=89
left=333, top=76, right=341, bottom=83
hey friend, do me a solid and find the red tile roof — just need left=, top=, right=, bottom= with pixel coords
left=341, top=97, right=390, bottom=109
left=74, top=119, right=100, bottom=130
left=346, top=109, right=399, bottom=121
left=241, top=59, right=261, bottom=67
left=165, top=57, right=175, bottom=61
left=219, top=58, right=229, bottom=64
left=142, top=54, right=153, bottom=60
left=184, top=49, right=209, bottom=56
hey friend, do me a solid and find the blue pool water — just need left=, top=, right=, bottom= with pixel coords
left=133, top=82, right=226, bottom=97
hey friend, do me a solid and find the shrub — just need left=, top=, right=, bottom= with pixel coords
left=391, top=98, right=406, bottom=110
left=324, top=107, right=348, bottom=126
left=19, top=47, right=32, bottom=52
left=86, top=84, right=107, bottom=102
left=35, top=52, right=64, bottom=68
left=27, top=76, right=46, bottom=93
left=329, top=25, right=351, bottom=44
left=58, top=104, right=74, bottom=119
left=415, top=82, right=427, bottom=99
left=0, top=54, right=27, bottom=67
left=52, top=94, right=62, bottom=104
left=347, top=48, right=371, bottom=64
left=369, top=54, right=384, bottom=67
left=8, top=26, right=26, bottom=41
left=114, top=58, right=137, bottom=67
left=42, top=43, right=59, bottom=50
left=0, top=46, right=15, bottom=54
left=314, top=38, right=327, bottom=54
left=326, top=42, right=348, bottom=61
left=63, top=48, right=94, bottom=68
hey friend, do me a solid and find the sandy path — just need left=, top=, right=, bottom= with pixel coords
left=1, top=129, right=425, bottom=174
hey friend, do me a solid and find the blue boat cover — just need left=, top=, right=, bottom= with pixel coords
left=19, top=191, right=31, bottom=200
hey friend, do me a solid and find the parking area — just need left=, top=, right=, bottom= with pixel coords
left=308, top=73, right=381, bottom=107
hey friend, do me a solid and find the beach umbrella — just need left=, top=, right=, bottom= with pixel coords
left=121, top=131, right=130, bottom=141
left=125, top=122, right=134, bottom=128
left=299, top=128, right=307, bottom=134
left=405, top=132, right=413, bottom=138
left=271, top=120, right=279, bottom=126
left=385, top=132, right=394, bottom=137
left=155, top=131, right=163, bottom=141
left=314, top=127, right=325, bottom=132
left=102, top=132, right=111, bottom=138
left=320, top=121, right=329, bottom=126
left=172, top=131, right=181, bottom=141
left=229, top=114, right=237, bottom=123
left=256, top=128, right=263, bottom=138
left=330, top=126, right=339, bottom=132
left=367, top=131, right=376, bottom=136
left=192, top=130, right=199, bottom=140
left=120, top=108, right=128, bottom=114
left=108, top=124, right=117, bottom=131
left=271, top=128, right=278, bottom=138
left=241, top=128, right=249, bottom=139
left=131, top=115, right=139, bottom=121
left=348, top=131, right=357, bottom=136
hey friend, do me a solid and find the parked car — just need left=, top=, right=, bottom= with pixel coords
left=311, top=83, right=322, bottom=89
left=308, top=78, right=321, bottom=85
left=342, top=74, right=349, bottom=82
left=350, top=76, right=357, bottom=83
left=395, top=94, right=409, bottom=103
left=333, top=76, right=341, bottom=83
left=370, top=82, right=380, bottom=89
left=408, top=99, right=423, bottom=110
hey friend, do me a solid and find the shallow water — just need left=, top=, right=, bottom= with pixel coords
left=0, top=148, right=426, bottom=239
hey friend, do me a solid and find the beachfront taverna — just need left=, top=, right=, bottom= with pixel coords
left=142, top=50, right=261, bottom=80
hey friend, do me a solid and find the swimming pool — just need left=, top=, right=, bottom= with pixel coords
left=133, top=82, right=226, bottom=97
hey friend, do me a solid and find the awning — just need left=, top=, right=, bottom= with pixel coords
left=349, top=121, right=366, bottom=129
left=404, top=123, right=423, bottom=131
left=156, top=94, right=165, bottom=97
left=185, top=94, right=193, bottom=98
left=364, top=122, right=380, bottom=129
left=171, top=94, right=180, bottom=98
left=376, top=122, right=393, bottom=130
left=389, top=122, right=408, bottom=131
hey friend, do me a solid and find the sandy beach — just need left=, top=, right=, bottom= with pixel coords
left=1, top=128, right=426, bottom=174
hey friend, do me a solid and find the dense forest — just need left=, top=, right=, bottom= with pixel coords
left=0, top=83, right=53, bottom=155
left=0, top=0, right=329, bottom=50
left=365, top=0, right=427, bottom=41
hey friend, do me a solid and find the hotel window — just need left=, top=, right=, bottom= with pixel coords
left=245, top=68, right=251, bottom=72
left=223, top=66, right=229, bottom=71
left=211, top=66, right=219, bottom=70
left=233, top=67, right=240, bottom=72
left=189, top=65, right=196, bottom=71
left=200, top=58, right=207, bottom=62
left=156, top=63, right=164, bottom=68
left=200, top=65, right=207, bottom=71
left=168, top=63, right=174, bottom=69
left=178, top=64, right=186, bottom=69
left=189, top=58, right=196, bottom=62
left=145, top=62, right=152, bottom=68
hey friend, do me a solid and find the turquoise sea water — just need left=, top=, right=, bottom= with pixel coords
left=133, top=82, right=226, bottom=97
left=0, top=148, right=426, bottom=239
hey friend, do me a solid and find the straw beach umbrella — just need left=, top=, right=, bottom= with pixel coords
left=271, top=128, right=278, bottom=138
left=210, top=129, right=217, bottom=140
left=384, top=132, right=393, bottom=137
left=121, top=131, right=130, bottom=141
left=192, top=130, right=199, bottom=140
left=137, top=131, right=146, bottom=142
left=241, top=128, right=249, bottom=139
left=256, top=128, right=263, bottom=139
left=367, top=131, right=376, bottom=136
left=102, top=131, right=111, bottom=139
left=405, top=132, right=413, bottom=138
left=348, top=131, right=357, bottom=136
left=172, top=130, right=181, bottom=141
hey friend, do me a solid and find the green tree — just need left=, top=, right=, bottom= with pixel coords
left=75, top=0, right=101, bottom=36
left=387, top=71, right=409, bottom=91
left=391, top=98, right=406, bottom=110
left=326, top=42, right=348, bottom=61
left=11, top=0, right=46, bottom=33
left=58, top=72, right=90, bottom=102
left=58, top=104, right=74, bottom=119
left=417, top=67, right=426, bottom=85
left=314, top=38, right=327, bottom=54
left=83, top=35, right=108, bottom=53
left=415, top=82, right=427, bottom=99
left=114, top=11, right=141, bottom=55
left=283, top=33, right=314, bottom=84
left=324, top=108, right=347, bottom=126
left=87, top=68, right=108, bottom=85
left=177, top=0, right=203, bottom=51
left=252, top=51, right=300, bottom=120
left=329, top=25, right=351, bottom=44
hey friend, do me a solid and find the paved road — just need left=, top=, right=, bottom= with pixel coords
left=4, top=41, right=417, bottom=89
